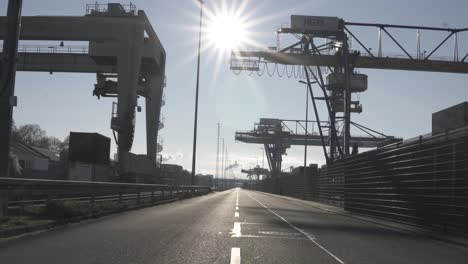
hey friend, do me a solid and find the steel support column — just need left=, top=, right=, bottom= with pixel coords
left=0, top=0, right=22, bottom=177
left=145, top=69, right=165, bottom=161
left=342, top=35, right=352, bottom=155
left=116, top=25, right=144, bottom=175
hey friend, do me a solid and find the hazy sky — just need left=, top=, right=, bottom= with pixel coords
left=2, top=0, right=468, bottom=177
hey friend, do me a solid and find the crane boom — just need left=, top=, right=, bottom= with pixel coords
left=232, top=51, right=468, bottom=74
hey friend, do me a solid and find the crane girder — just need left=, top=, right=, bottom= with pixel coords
left=235, top=131, right=390, bottom=148
left=232, top=51, right=468, bottom=74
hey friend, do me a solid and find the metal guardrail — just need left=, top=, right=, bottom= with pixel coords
left=85, top=2, right=137, bottom=15
left=0, top=45, right=89, bottom=54
left=0, top=178, right=211, bottom=217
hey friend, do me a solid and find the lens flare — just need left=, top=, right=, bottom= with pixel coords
left=206, top=11, right=248, bottom=52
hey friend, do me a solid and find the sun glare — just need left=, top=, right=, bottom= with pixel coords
left=206, top=11, right=249, bottom=52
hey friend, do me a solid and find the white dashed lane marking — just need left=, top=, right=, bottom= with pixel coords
left=230, top=247, right=241, bottom=264
left=231, top=222, right=241, bottom=237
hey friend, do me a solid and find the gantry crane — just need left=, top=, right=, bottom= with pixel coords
left=0, top=3, right=166, bottom=179
left=241, top=166, right=269, bottom=186
left=231, top=15, right=468, bottom=165
left=235, top=118, right=396, bottom=179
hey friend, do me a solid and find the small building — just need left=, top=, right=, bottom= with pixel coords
left=9, top=141, right=65, bottom=179
left=67, top=132, right=117, bottom=182
left=432, top=102, right=468, bottom=134
left=195, top=174, right=214, bottom=187
left=160, top=164, right=187, bottom=185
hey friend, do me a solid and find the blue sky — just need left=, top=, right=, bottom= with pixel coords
left=2, top=0, right=468, bottom=177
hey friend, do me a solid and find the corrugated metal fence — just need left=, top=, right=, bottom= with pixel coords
left=344, top=128, right=468, bottom=234
left=251, top=127, right=468, bottom=234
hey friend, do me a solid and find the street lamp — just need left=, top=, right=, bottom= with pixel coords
left=191, top=0, right=204, bottom=185
left=260, top=147, right=265, bottom=169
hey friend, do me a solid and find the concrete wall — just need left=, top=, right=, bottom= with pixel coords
left=68, top=162, right=114, bottom=182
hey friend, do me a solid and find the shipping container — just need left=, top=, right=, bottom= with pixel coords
left=69, top=132, right=111, bottom=165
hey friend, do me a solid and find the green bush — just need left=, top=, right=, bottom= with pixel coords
left=41, top=199, right=133, bottom=221
left=42, top=200, right=84, bottom=221
left=91, top=201, right=127, bottom=215
left=0, top=216, right=28, bottom=228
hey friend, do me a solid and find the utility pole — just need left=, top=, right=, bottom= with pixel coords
left=191, top=0, right=204, bottom=185
left=0, top=0, right=23, bottom=177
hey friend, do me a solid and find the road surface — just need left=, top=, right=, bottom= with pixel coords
left=0, top=188, right=467, bottom=263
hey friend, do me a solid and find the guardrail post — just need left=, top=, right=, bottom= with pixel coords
left=151, top=190, right=155, bottom=203
left=0, top=191, right=8, bottom=218
left=170, top=186, right=173, bottom=198
left=90, top=186, right=96, bottom=216
left=137, top=188, right=141, bottom=205
left=161, top=187, right=165, bottom=200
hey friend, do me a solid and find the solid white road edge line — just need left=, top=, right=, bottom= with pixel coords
left=230, top=247, right=241, bottom=264
left=246, top=192, right=345, bottom=264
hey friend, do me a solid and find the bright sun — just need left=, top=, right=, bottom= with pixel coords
left=206, top=11, right=248, bottom=52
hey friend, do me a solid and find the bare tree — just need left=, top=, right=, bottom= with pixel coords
left=14, top=124, right=67, bottom=152
left=60, top=135, right=70, bottom=150
left=17, top=124, right=47, bottom=146
left=47, top=136, right=63, bottom=153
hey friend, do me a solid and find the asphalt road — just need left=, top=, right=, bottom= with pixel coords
left=0, top=188, right=467, bottom=263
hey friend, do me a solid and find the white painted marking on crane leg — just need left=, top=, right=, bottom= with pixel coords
left=230, top=247, right=241, bottom=264
left=247, top=192, right=345, bottom=264
left=231, top=222, right=241, bottom=237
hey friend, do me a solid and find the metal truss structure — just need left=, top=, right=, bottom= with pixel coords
left=235, top=118, right=397, bottom=179
left=0, top=3, right=166, bottom=177
left=230, top=16, right=468, bottom=167
left=241, top=166, right=269, bottom=182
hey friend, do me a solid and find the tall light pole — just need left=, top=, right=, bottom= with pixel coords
left=215, top=123, right=220, bottom=187
left=299, top=80, right=316, bottom=178
left=304, top=83, right=309, bottom=169
left=191, top=0, right=204, bottom=185
left=260, top=147, right=265, bottom=169
left=221, top=138, right=225, bottom=189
